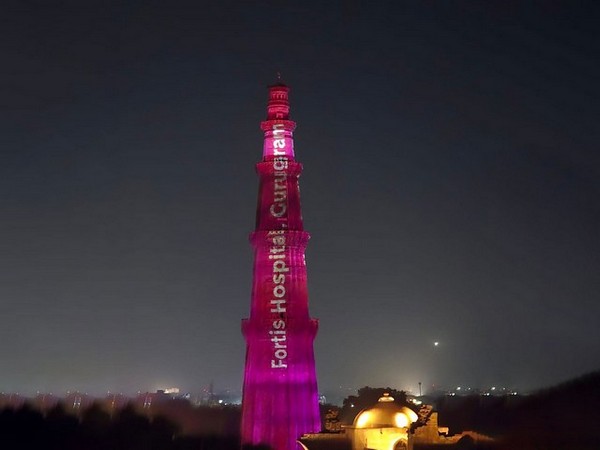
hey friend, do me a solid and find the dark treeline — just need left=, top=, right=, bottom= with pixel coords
left=338, top=386, right=409, bottom=424
left=0, top=402, right=262, bottom=450
left=2, top=372, right=599, bottom=449
left=435, top=371, right=600, bottom=450
left=333, top=372, right=600, bottom=450
left=149, top=399, right=241, bottom=437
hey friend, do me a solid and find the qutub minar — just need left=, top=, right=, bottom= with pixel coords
left=241, top=82, right=321, bottom=450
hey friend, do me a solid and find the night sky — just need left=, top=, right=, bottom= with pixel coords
left=2, top=1, right=599, bottom=398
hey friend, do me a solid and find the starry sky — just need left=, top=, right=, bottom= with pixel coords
left=1, top=1, right=599, bottom=398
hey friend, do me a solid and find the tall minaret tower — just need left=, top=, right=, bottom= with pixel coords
left=241, top=82, right=321, bottom=450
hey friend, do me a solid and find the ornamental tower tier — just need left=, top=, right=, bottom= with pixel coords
left=241, top=83, right=321, bottom=450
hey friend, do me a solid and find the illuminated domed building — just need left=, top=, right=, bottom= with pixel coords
left=300, top=394, right=419, bottom=450
left=348, top=393, right=418, bottom=450
left=300, top=392, right=495, bottom=450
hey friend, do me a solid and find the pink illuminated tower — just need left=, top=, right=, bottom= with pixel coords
left=241, top=82, right=321, bottom=450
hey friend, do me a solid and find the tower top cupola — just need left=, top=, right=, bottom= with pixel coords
left=266, top=81, right=290, bottom=120
left=261, top=76, right=296, bottom=160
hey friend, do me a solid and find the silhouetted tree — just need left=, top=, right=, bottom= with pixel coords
left=340, top=386, right=409, bottom=424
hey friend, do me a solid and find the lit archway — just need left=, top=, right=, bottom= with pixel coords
left=392, top=437, right=408, bottom=450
